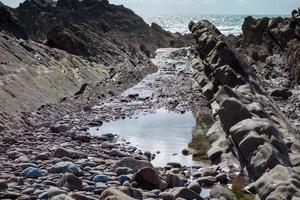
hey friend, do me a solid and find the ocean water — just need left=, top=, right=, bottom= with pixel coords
left=142, top=14, right=288, bottom=36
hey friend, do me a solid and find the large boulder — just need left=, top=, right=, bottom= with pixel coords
left=133, top=167, right=166, bottom=190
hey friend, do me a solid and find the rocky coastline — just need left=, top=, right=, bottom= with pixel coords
left=0, top=0, right=300, bottom=200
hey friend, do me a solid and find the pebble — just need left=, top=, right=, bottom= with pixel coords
left=92, top=175, right=108, bottom=183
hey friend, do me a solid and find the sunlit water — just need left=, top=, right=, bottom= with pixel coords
left=142, top=14, right=288, bottom=35
left=91, top=108, right=205, bottom=167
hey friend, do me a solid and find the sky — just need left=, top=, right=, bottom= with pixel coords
left=2, top=0, right=299, bottom=15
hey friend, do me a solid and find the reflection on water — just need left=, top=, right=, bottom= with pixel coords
left=90, top=108, right=212, bottom=167
left=189, top=113, right=215, bottom=163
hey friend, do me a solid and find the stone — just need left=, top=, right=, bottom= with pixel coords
left=21, top=167, right=44, bottom=179
left=50, top=194, right=75, bottom=200
left=197, top=176, right=217, bottom=187
left=166, top=162, right=182, bottom=168
left=58, top=173, right=83, bottom=191
left=50, top=124, right=71, bottom=133
left=216, top=173, right=228, bottom=184
left=144, top=151, right=152, bottom=160
left=22, top=188, right=34, bottom=195
left=53, top=147, right=80, bottom=159
left=169, top=187, right=203, bottom=200
left=0, top=180, right=8, bottom=191
left=118, top=186, right=143, bottom=199
left=210, top=185, right=236, bottom=200
left=109, top=149, right=127, bottom=157
left=113, top=157, right=153, bottom=173
left=50, top=161, right=82, bottom=176
left=201, top=168, right=218, bottom=177
left=47, top=187, right=68, bottom=199
left=159, top=192, right=176, bottom=200
left=166, top=173, right=185, bottom=187
left=133, top=167, right=165, bottom=190
left=115, top=167, right=133, bottom=176
left=35, top=152, right=51, bottom=160
left=99, top=188, right=135, bottom=200
left=187, top=181, right=202, bottom=194
left=270, top=88, right=293, bottom=100
left=69, top=192, right=98, bottom=200
left=92, top=175, right=108, bottom=183
left=19, top=163, right=38, bottom=169
left=118, top=175, right=131, bottom=184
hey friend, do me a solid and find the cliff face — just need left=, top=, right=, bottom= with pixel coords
left=0, top=0, right=188, bottom=131
left=16, top=0, right=180, bottom=63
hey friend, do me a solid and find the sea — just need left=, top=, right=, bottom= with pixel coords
left=142, top=14, right=288, bottom=36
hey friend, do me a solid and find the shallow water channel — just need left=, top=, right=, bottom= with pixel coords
left=90, top=108, right=211, bottom=167
left=90, top=48, right=212, bottom=167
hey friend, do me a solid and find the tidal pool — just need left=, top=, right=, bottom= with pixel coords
left=90, top=108, right=211, bottom=167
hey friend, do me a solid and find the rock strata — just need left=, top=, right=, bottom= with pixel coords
left=189, top=19, right=300, bottom=199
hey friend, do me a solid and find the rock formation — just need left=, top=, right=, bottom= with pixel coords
left=190, top=19, right=300, bottom=199
left=0, top=0, right=190, bottom=131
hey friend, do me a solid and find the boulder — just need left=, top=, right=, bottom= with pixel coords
left=112, top=157, right=153, bottom=173
left=270, top=88, right=293, bottom=100
left=196, top=176, right=217, bottom=187
left=57, top=173, right=83, bottom=191
left=210, top=185, right=236, bottom=200
left=21, top=167, right=44, bottom=179
left=53, top=147, right=80, bottom=159
left=169, top=187, right=203, bottom=200
left=133, top=167, right=165, bottom=190
left=166, top=173, right=185, bottom=188
left=49, top=161, right=82, bottom=176
left=99, top=188, right=135, bottom=200
left=187, top=181, right=202, bottom=194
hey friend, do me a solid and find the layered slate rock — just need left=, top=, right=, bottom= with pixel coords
left=0, top=0, right=191, bottom=131
left=189, top=20, right=300, bottom=199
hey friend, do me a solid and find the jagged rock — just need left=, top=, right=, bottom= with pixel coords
left=255, top=165, right=300, bottom=199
